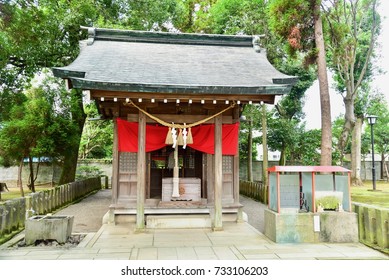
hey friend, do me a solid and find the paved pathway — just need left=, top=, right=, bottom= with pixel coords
left=0, top=189, right=387, bottom=260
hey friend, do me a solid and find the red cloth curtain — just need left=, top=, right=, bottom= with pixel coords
left=116, top=118, right=239, bottom=155
left=188, top=123, right=239, bottom=155
left=117, top=118, right=168, bottom=152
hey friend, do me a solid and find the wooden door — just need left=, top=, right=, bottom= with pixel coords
left=117, top=152, right=137, bottom=203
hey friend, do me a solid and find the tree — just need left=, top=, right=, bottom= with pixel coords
left=195, top=0, right=267, bottom=35
left=1, top=0, right=201, bottom=184
left=0, top=71, right=81, bottom=194
left=267, top=116, right=300, bottom=165
left=0, top=0, right=101, bottom=184
left=0, top=91, right=51, bottom=194
left=239, top=104, right=262, bottom=181
left=266, top=55, right=317, bottom=165
left=366, top=93, right=389, bottom=180
left=268, top=0, right=333, bottom=165
left=294, top=128, right=322, bottom=165
left=261, top=103, right=268, bottom=186
left=103, top=0, right=180, bottom=31
left=79, top=103, right=113, bottom=159
left=323, top=0, right=380, bottom=177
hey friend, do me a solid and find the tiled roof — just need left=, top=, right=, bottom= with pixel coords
left=53, top=28, right=297, bottom=95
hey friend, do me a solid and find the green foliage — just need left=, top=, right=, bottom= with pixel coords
left=239, top=104, right=262, bottom=163
left=199, top=0, right=267, bottom=35
left=316, top=195, right=341, bottom=210
left=267, top=116, right=299, bottom=165
left=324, top=0, right=380, bottom=94
left=112, top=0, right=179, bottom=31
left=365, top=93, right=389, bottom=156
left=79, top=103, right=113, bottom=159
left=76, top=165, right=103, bottom=180
left=268, top=0, right=315, bottom=57
left=0, top=66, right=29, bottom=122
left=293, top=128, right=322, bottom=165
left=5, top=0, right=380, bottom=177
left=0, top=71, right=83, bottom=190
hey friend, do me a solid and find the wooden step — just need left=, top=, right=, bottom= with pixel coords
left=146, top=214, right=212, bottom=229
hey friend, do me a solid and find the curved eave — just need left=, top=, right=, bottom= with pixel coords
left=68, top=78, right=295, bottom=96
left=52, top=67, right=85, bottom=79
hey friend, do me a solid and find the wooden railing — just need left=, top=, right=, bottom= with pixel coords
left=239, top=180, right=267, bottom=204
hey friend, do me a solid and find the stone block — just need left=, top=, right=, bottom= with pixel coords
left=264, top=209, right=358, bottom=243
left=318, top=212, right=359, bottom=242
left=146, top=214, right=211, bottom=229
left=375, top=208, right=388, bottom=249
left=162, top=178, right=201, bottom=202
left=25, top=215, right=74, bottom=245
left=264, top=209, right=317, bottom=243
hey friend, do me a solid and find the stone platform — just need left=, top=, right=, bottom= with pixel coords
left=264, top=209, right=359, bottom=243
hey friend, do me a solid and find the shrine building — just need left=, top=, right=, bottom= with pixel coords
left=53, top=27, right=296, bottom=231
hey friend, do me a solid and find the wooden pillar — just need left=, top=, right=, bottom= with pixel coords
left=206, top=154, right=214, bottom=204
left=214, top=115, right=223, bottom=230
left=136, top=111, right=146, bottom=231
left=111, top=117, right=119, bottom=205
left=234, top=149, right=243, bottom=222
left=108, top=117, right=120, bottom=224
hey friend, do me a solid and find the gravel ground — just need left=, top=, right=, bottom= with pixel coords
left=239, top=195, right=266, bottom=233
left=55, top=189, right=267, bottom=233
left=55, top=189, right=112, bottom=233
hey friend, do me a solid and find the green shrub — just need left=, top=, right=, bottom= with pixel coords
left=76, top=165, right=103, bottom=180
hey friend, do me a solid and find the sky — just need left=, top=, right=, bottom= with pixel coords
left=303, top=2, right=389, bottom=130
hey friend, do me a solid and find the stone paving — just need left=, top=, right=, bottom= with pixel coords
left=0, top=221, right=388, bottom=260
left=0, top=189, right=388, bottom=260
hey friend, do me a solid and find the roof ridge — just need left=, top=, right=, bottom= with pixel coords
left=81, top=26, right=261, bottom=47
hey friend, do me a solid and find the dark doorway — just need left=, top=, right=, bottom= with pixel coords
left=149, top=146, right=203, bottom=198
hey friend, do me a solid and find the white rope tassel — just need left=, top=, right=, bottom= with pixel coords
left=182, top=123, right=188, bottom=149
left=171, top=124, right=177, bottom=148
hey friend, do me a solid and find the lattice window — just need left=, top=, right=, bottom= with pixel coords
left=222, top=156, right=233, bottom=173
left=119, top=152, right=137, bottom=172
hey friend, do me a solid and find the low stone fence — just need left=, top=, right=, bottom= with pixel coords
left=0, top=177, right=101, bottom=242
left=352, top=202, right=389, bottom=251
left=240, top=180, right=267, bottom=204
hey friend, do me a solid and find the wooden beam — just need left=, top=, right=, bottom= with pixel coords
left=213, top=114, right=223, bottom=230
left=90, top=89, right=276, bottom=104
left=136, top=111, right=146, bottom=231
left=127, top=114, right=233, bottom=124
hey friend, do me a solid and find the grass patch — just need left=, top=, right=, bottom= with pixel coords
left=0, top=186, right=54, bottom=202
left=351, top=180, right=389, bottom=208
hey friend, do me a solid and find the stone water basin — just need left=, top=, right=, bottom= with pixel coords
left=25, top=215, right=74, bottom=245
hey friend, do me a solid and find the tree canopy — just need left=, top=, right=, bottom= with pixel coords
left=1, top=0, right=387, bottom=188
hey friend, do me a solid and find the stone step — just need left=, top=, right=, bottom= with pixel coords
left=146, top=214, right=212, bottom=229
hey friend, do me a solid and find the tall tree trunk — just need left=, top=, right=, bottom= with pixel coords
left=383, top=154, right=389, bottom=182
left=18, top=158, right=24, bottom=197
left=279, top=144, right=287, bottom=166
left=262, top=104, right=268, bottom=187
left=351, top=117, right=363, bottom=186
left=58, top=89, right=86, bottom=185
left=339, top=95, right=356, bottom=164
left=28, top=155, right=36, bottom=192
left=247, top=118, right=253, bottom=182
left=381, top=152, right=386, bottom=180
left=314, top=1, right=332, bottom=166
